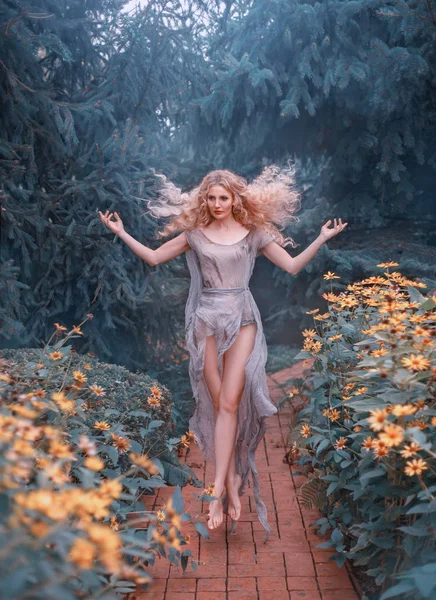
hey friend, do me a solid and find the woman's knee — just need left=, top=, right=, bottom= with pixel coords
left=218, top=392, right=240, bottom=414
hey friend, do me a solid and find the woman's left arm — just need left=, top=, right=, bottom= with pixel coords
left=261, top=218, right=348, bottom=275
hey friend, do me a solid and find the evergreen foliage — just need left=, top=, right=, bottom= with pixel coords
left=0, top=1, right=203, bottom=368
left=183, top=0, right=436, bottom=346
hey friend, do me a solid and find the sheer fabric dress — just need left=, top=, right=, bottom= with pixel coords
left=184, top=226, right=277, bottom=539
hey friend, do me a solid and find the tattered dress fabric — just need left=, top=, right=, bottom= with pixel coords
left=184, top=227, right=278, bottom=540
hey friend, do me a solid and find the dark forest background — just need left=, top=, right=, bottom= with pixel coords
left=1, top=0, right=436, bottom=420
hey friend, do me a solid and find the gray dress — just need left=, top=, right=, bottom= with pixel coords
left=184, top=226, right=278, bottom=540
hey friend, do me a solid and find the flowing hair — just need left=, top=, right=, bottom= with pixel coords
left=147, top=164, right=301, bottom=247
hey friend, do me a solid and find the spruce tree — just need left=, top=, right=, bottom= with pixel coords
left=0, top=1, right=205, bottom=368
left=180, top=0, right=436, bottom=343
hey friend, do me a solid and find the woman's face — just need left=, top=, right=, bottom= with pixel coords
left=206, top=185, right=234, bottom=220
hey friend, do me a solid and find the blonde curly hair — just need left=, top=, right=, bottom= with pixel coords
left=147, top=164, right=301, bottom=247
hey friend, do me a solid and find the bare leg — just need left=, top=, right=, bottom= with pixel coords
left=203, top=336, right=239, bottom=520
left=203, top=334, right=223, bottom=527
left=209, top=323, right=257, bottom=529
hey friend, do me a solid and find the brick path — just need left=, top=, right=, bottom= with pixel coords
left=135, top=363, right=361, bottom=600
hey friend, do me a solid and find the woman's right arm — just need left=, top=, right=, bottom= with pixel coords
left=119, top=229, right=190, bottom=266
left=99, top=211, right=190, bottom=266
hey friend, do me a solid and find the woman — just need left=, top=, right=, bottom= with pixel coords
left=99, top=166, right=347, bottom=539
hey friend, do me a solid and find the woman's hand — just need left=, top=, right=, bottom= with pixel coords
left=319, top=218, right=347, bottom=242
left=99, top=210, right=125, bottom=236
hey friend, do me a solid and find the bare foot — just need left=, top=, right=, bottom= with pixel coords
left=207, top=497, right=224, bottom=530
left=226, top=474, right=242, bottom=521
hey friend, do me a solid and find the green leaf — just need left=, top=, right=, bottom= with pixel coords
left=380, top=582, right=415, bottom=600
left=360, top=468, right=386, bottom=482
left=398, top=525, right=430, bottom=537
left=407, top=285, right=426, bottom=304
left=316, top=438, right=331, bottom=455
left=171, top=486, right=184, bottom=513
left=195, top=522, right=209, bottom=538
left=326, top=481, right=339, bottom=496
left=331, top=528, right=343, bottom=544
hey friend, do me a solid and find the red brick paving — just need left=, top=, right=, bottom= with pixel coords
left=133, top=365, right=360, bottom=600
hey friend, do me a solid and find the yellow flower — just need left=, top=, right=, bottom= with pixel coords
left=179, top=434, right=192, bottom=447
left=13, top=440, right=34, bottom=456
left=88, top=384, right=106, bottom=397
left=52, top=392, right=75, bottom=412
left=156, top=510, right=166, bottom=522
left=150, top=385, right=162, bottom=399
left=414, top=399, right=426, bottom=410
left=49, top=440, right=76, bottom=460
left=94, top=421, right=111, bottom=431
left=288, top=387, right=299, bottom=398
left=432, top=416, right=436, bottom=426
left=329, top=334, right=343, bottom=342
left=323, top=271, right=340, bottom=280
left=147, top=395, right=160, bottom=407
left=413, top=326, right=430, bottom=338
left=362, top=436, right=375, bottom=451
left=54, top=322, right=67, bottom=331
left=322, top=292, right=340, bottom=302
left=111, top=433, right=131, bottom=454
left=376, top=261, right=399, bottom=268
left=302, top=329, right=316, bottom=338
left=314, top=312, right=330, bottom=321
left=401, top=354, right=431, bottom=371
left=84, top=457, right=105, bottom=471
left=49, top=351, right=63, bottom=361
left=370, top=348, right=388, bottom=357
left=152, top=530, right=167, bottom=545
left=391, top=404, right=417, bottom=417
left=367, top=409, right=389, bottom=432
left=303, top=338, right=314, bottom=351
left=84, top=362, right=93, bottom=371
left=338, top=297, right=359, bottom=309
left=372, top=440, right=389, bottom=458
left=334, top=437, right=347, bottom=450
left=68, top=538, right=96, bottom=569
left=99, top=479, right=123, bottom=499
left=378, top=424, right=404, bottom=447
left=306, top=308, right=319, bottom=315
left=407, top=419, right=428, bottom=430
left=353, top=425, right=362, bottom=432
left=310, top=341, right=323, bottom=354
left=354, top=387, right=368, bottom=395
left=328, top=408, right=341, bottom=422
left=404, top=458, right=428, bottom=477
left=300, top=424, right=311, bottom=438
left=168, top=526, right=181, bottom=550
left=400, top=442, right=422, bottom=458
left=129, top=453, right=159, bottom=475
left=72, top=325, right=83, bottom=336
left=186, top=431, right=196, bottom=444
left=109, top=516, right=119, bottom=531
left=203, top=482, right=216, bottom=497
left=72, top=370, right=87, bottom=384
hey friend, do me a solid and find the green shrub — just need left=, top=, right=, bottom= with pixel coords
left=0, top=319, right=207, bottom=599
left=0, top=334, right=197, bottom=487
left=287, top=265, right=436, bottom=600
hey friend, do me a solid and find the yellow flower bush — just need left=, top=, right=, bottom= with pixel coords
left=289, top=265, right=435, bottom=599
left=0, top=320, right=203, bottom=599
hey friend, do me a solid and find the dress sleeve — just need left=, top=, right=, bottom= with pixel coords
left=255, top=227, right=275, bottom=252
left=185, top=229, right=196, bottom=250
